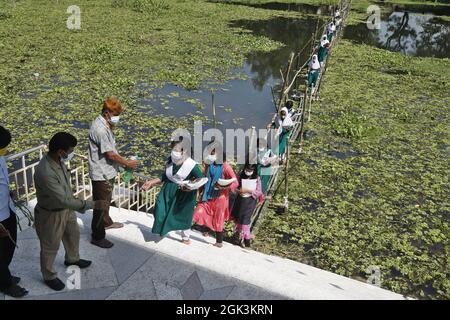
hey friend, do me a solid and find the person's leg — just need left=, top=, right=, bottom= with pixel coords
left=102, top=178, right=115, bottom=228
left=4, top=212, right=17, bottom=265
left=242, top=224, right=252, bottom=248
left=0, top=250, right=12, bottom=291
left=180, top=229, right=191, bottom=244
left=0, top=213, right=16, bottom=290
left=61, top=211, right=80, bottom=264
left=91, top=180, right=107, bottom=241
left=234, top=223, right=244, bottom=245
left=307, top=71, right=313, bottom=88
left=34, top=209, right=64, bottom=281
left=214, top=231, right=224, bottom=248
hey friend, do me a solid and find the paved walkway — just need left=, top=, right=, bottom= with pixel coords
left=2, top=201, right=408, bottom=300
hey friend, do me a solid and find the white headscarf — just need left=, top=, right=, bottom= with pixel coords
left=309, top=54, right=320, bottom=70
left=320, top=35, right=329, bottom=47
left=276, top=107, right=294, bottom=129
left=327, top=22, right=336, bottom=33
left=165, top=157, right=197, bottom=184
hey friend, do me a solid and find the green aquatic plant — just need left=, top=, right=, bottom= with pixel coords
left=253, top=36, right=449, bottom=299
left=112, top=0, right=170, bottom=13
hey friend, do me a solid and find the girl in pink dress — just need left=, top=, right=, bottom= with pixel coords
left=193, top=144, right=238, bottom=248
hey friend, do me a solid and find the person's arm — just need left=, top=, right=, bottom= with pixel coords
left=36, top=170, right=94, bottom=213
left=180, top=165, right=204, bottom=192
left=223, top=162, right=239, bottom=193
left=141, top=178, right=162, bottom=191
left=104, top=151, right=138, bottom=169
left=251, top=177, right=263, bottom=200
left=260, top=153, right=271, bottom=167
left=94, top=130, right=139, bottom=169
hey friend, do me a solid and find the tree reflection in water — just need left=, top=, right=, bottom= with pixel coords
left=344, top=10, right=450, bottom=58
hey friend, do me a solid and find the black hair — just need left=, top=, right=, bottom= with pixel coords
left=49, top=132, right=77, bottom=153
left=0, top=126, right=11, bottom=149
left=239, top=162, right=258, bottom=180
left=285, top=100, right=294, bottom=110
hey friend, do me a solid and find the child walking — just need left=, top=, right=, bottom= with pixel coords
left=231, top=163, right=262, bottom=249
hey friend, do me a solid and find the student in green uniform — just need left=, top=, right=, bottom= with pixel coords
left=142, top=139, right=204, bottom=245
left=318, top=35, right=330, bottom=67
left=327, top=21, right=336, bottom=42
left=256, top=138, right=278, bottom=196
left=271, top=107, right=294, bottom=161
left=307, top=54, right=321, bottom=89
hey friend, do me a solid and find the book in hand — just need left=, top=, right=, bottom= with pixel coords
left=216, top=178, right=237, bottom=187
left=179, top=178, right=209, bottom=190
left=241, top=179, right=257, bottom=192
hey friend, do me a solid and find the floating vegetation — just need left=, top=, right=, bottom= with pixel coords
left=254, top=38, right=450, bottom=299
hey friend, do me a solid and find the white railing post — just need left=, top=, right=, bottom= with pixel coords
left=7, top=146, right=158, bottom=213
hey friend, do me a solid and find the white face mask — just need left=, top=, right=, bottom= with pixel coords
left=258, top=148, right=265, bottom=152
left=62, top=152, right=74, bottom=163
left=205, top=154, right=217, bottom=164
left=109, top=116, right=120, bottom=125
left=244, top=170, right=254, bottom=177
left=171, top=150, right=183, bottom=162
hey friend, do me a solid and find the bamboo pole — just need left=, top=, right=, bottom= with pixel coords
left=284, top=138, right=289, bottom=213
left=278, top=52, right=295, bottom=110
left=211, top=90, right=216, bottom=129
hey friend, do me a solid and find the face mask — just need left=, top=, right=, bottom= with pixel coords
left=0, top=147, right=8, bottom=156
left=62, top=152, right=74, bottom=163
left=171, top=150, right=183, bottom=162
left=258, top=148, right=265, bottom=152
left=109, top=116, right=120, bottom=125
left=244, top=170, right=254, bottom=177
left=206, top=154, right=217, bottom=163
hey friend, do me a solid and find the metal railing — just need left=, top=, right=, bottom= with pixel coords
left=7, top=145, right=159, bottom=214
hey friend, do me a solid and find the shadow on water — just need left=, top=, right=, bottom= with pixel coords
left=344, top=3, right=450, bottom=58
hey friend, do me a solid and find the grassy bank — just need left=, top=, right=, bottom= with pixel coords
left=253, top=37, right=449, bottom=299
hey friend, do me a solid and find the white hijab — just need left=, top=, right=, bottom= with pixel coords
left=276, top=107, right=294, bottom=129
left=320, top=35, right=329, bottom=47
left=328, top=22, right=336, bottom=32
left=309, top=54, right=320, bottom=70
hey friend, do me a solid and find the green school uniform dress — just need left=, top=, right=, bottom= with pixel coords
left=278, top=128, right=291, bottom=156
left=318, top=45, right=328, bottom=63
left=327, top=32, right=334, bottom=42
left=307, top=70, right=319, bottom=88
left=257, top=150, right=274, bottom=194
left=152, top=162, right=203, bottom=237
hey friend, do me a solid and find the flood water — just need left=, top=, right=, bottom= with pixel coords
left=344, top=3, right=450, bottom=58
left=138, top=13, right=327, bottom=134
